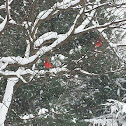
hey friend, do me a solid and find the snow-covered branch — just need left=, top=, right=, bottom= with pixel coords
left=34, top=32, right=58, bottom=48
left=0, top=8, right=83, bottom=68
left=1, top=0, right=126, bottom=125
left=0, top=0, right=10, bottom=36
left=32, top=0, right=80, bottom=36
left=0, top=77, right=19, bottom=126
left=75, top=18, right=126, bottom=34
left=85, top=99, right=126, bottom=126
left=0, top=0, right=126, bottom=76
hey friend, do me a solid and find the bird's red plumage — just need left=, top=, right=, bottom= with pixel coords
left=94, top=38, right=102, bottom=47
left=44, top=58, right=52, bottom=68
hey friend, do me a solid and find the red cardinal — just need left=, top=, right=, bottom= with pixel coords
left=94, top=38, right=102, bottom=47
left=44, top=58, right=52, bottom=68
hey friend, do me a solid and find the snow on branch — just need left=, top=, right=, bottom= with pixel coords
left=34, top=32, right=58, bottom=48
left=0, top=1, right=126, bottom=75
left=35, top=8, right=84, bottom=55
left=39, top=66, right=68, bottom=75
left=0, top=77, right=19, bottom=126
left=32, top=8, right=54, bottom=31
left=75, top=9, right=96, bottom=33
left=24, top=40, right=31, bottom=58
left=75, top=18, right=126, bottom=34
left=74, top=66, right=125, bottom=76
left=54, top=0, right=80, bottom=9
left=32, top=0, right=80, bottom=36
left=29, top=66, right=68, bottom=82
left=20, top=108, right=49, bottom=120
left=0, top=68, right=31, bottom=83
left=33, top=1, right=126, bottom=52
left=0, top=0, right=13, bottom=10
left=0, top=16, right=7, bottom=33
left=0, top=8, right=83, bottom=67
left=0, top=0, right=10, bottom=36
left=0, top=65, right=68, bottom=83
left=75, top=68, right=98, bottom=76
left=93, top=20, right=126, bottom=65
left=0, top=56, right=37, bottom=66
left=85, top=99, right=126, bottom=126
left=1, top=0, right=126, bottom=125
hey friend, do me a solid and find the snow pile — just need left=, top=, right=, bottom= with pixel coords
left=85, top=99, right=126, bottom=126
left=38, top=108, right=48, bottom=115
left=20, top=114, right=34, bottom=120
left=51, top=54, right=67, bottom=67
left=69, top=45, right=82, bottom=54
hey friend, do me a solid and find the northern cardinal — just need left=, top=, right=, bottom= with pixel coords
left=91, top=38, right=102, bottom=50
left=44, top=58, right=52, bottom=68
left=94, top=38, right=102, bottom=47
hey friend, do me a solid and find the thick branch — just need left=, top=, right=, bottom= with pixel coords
left=31, top=0, right=80, bottom=38
left=0, top=0, right=10, bottom=37
left=0, top=77, right=19, bottom=126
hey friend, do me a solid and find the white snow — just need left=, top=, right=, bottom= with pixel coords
left=32, top=0, right=80, bottom=34
left=51, top=54, right=67, bottom=66
left=0, top=62, right=8, bottom=71
left=0, top=16, right=7, bottom=32
left=0, top=0, right=126, bottom=125
left=22, top=21, right=32, bottom=28
left=86, top=99, right=126, bottom=125
left=71, top=117, right=77, bottom=123
left=69, top=49, right=74, bottom=54
left=122, top=104, right=126, bottom=114
left=38, top=108, right=48, bottom=115
left=37, top=9, right=53, bottom=20
left=34, top=32, right=58, bottom=47
left=32, top=9, right=54, bottom=32
left=0, top=77, right=18, bottom=126
left=58, top=54, right=67, bottom=60
left=54, top=0, right=80, bottom=9
left=75, top=68, right=98, bottom=76
left=49, top=67, right=68, bottom=74
left=9, top=19, right=16, bottom=24
left=0, top=55, right=38, bottom=65
left=109, top=43, right=118, bottom=48
left=25, top=40, right=30, bottom=57
left=20, top=114, right=34, bottom=120
left=75, top=10, right=96, bottom=34
left=75, top=45, right=82, bottom=52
